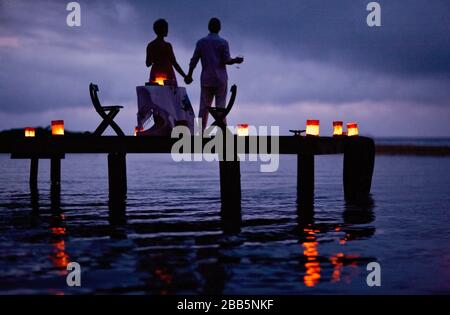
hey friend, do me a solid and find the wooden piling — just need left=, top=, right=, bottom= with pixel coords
left=50, top=157, right=61, bottom=209
left=108, top=152, right=127, bottom=200
left=218, top=130, right=242, bottom=232
left=343, top=137, right=375, bottom=202
left=108, top=197, right=127, bottom=228
left=297, top=154, right=314, bottom=206
left=29, top=158, right=38, bottom=191
left=219, top=159, right=241, bottom=210
left=50, top=157, right=61, bottom=187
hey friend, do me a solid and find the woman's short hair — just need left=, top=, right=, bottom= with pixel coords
left=208, top=18, right=221, bottom=33
left=153, top=19, right=168, bottom=36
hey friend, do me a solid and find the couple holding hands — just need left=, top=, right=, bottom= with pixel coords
left=146, top=17, right=244, bottom=129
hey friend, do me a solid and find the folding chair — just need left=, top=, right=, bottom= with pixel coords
left=208, top=84, right=237, bottom=128
left=89, top=83, right=125, bottom=136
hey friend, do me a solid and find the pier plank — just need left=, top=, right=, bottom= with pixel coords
left=1, top=135, right=355, bottom=155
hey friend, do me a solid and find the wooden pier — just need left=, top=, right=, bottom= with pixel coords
left=0, top=134, right=375, bottom=216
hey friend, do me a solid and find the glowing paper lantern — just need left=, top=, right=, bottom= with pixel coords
left=333, top=121, right=343, bottom=136
left=154, top=74, right=167, bottom=86
left=237, top=124, right=249, bottom=136
left=134, top=126, right=144, bottom=136
left=306, top=120, right=320, bottom=136
left=51, top=120, right=64, bottom=136
left=347, top=122, right=359, bottom=136
left=24, top=127, right=35, bottom=137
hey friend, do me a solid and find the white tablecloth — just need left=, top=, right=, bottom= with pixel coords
left=136, top=85, right=195, bottom=132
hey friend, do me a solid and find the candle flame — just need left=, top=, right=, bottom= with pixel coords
left=154, top=74, right=167, bottom=86
left=25, top=127, right=35, bottom=137
left=51, top=120, right=64, bottom=136
left=347, top=122, right=359, bottom=136
left=134, top=126, right=144, bottom=136
left=306, top=120, right=320, bottom=136
left=333, top=121, right=343, bottom=136
left=237, top=124, right=249, bottom=136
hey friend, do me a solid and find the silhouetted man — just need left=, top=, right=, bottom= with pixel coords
left=185, top=17, right=243, bottom=130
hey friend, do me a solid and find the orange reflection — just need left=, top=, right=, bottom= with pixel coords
left=50, top=225, right=70, bottom=274
left=155, top=267, right=173, bottom=284
left=51, top=227, right=66, bottom=235
left=154, top=267, right=173, bottom=295
left=330, top=253, right=344, bottom=283
left=51, top=239, right=70, bottom=270
left=330, top=253, right=360, bottom=283
left=339, top=232, right=351, bottom=245
left=302, top=227, right=321, bottom=287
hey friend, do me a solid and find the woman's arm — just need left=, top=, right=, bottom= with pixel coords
left=173, top=60, right=187, bottom=78
left=169, top=44, right=186, bottom=78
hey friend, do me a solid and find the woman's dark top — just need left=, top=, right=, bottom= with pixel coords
left=146, top=38, right=177, bottom=86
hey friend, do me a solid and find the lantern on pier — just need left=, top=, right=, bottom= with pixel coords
left=237, top=124, right=249, bottom=136
left=347, top=122, right=359, bottom=137
left=333, top=121, right=343, bottom=136
left=51, top=120, right=64, bottom=136
left=24, top=127, right=35, bottom=137
left=306, top=120, right=320, bottom=136
left=134, top=126, right=144, bottom=136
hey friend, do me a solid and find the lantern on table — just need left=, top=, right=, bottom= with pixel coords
left=237, top=124, right=249, bottom=136
left=154, top=74, right=167, bottom=86
left=24, top=127, right=35, bottom=137
left=306, top=120, right=320, bottom=136
left=333, top=121, right=343, bottom=136
left=51, top=120, right=64, bottom=136
left=347, top=122, right=359, bottom=137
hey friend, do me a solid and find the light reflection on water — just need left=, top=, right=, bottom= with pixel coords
left=0, top=154, right=449, bottom=294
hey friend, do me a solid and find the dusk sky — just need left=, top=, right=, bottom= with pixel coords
left=0, top=0, right=449, bottom=137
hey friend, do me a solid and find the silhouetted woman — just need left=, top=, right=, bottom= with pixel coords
left=146, top=19, right=187, bottom=86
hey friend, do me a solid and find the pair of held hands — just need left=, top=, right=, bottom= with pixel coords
left=184, top=76, right=194, bottom=85
left=183, top=56, right=244, bottom=85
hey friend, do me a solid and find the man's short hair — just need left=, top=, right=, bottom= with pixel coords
left=153, top=19, right=168, bottom=36
left=208, top=18, right=221, bottom=33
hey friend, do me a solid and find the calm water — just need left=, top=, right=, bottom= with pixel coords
left=375, top=137, right=450, bottom=147
left=0, top=152, right=449, bottom=294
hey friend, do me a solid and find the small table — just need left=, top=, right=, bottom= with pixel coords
left=136, top=85, right=195, bottom=132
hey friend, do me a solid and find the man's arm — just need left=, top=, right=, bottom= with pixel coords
left=225, top=57, right=244, bottom=65
left=187, top=42, right=201, bottom=79
left=222, top=41, right=243, bottom=65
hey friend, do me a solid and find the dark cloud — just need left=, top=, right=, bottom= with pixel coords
left=131, top=0, right=450, bottom=78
